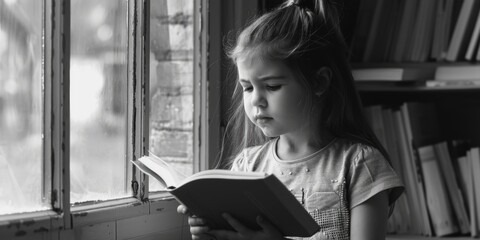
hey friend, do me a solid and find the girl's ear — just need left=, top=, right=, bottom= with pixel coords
left=314, top=67, right=332, bottom=97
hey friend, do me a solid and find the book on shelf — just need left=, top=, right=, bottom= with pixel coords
left=425, top=80, right=480, bottom=88
left=463, top=150, right=478, bottom=237
left=434, top=65, right=480, bottom=81
left=456, top=155, right=473, bottom=222
left=383, top=0, right=406, bottom=62
left=446, top=0, right=480, bottom=61
left=465, top=5, right=480, bottom=61
left=370, top=0, right=403, bottom=62
left=449, top=140, right=472, bottom=204
left=392, top=109, right=431, bottom=236
left=349, top=0, right=378, bottom=62
left=469, top=147, right=480, bottom=236
left=132, top=155, right=320, bottom=237
left=352, top=67, right=435, bottom=82
left=361, top=0, right=386, bottom=62
left=365, top=106, right=411, bottom=234
left=417, top=145, right=458, bottom=236
left=400, top=102, right=451, bottom=235
left=433, top=142, right=470, bottom=234
left=408, top=0, right=437, bottom=62
left=431, top=0, right=454, bottom=61
left=391, top=0, right=419, bottom=62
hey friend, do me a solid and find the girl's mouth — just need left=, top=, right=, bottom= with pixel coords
left=255, top=116, right=272, bottom=124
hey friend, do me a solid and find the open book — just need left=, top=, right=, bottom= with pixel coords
left=132, top=155, right=320, bottom=237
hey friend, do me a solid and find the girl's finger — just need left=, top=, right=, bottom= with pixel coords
left=222, top=212, right=251, bottom=235
left=177, top=204, right=189, bottom=215
left=209, top=229, right=236, bottom=239
left=256, top=215, right=279, bottom=235
left=190, top=225, right=210, bottom=235
left=188, top=216, right=208, bottom=226
left=191, top=232, right=217, bottom=240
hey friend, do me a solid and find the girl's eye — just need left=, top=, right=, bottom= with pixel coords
left=243, top=86, right=253, bottom=92
left=266, top=85, right=281, bottom=91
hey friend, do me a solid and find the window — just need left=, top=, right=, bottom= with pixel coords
left=0, top=0, right=228, bottom=237
left=0, top=0, right=218, bottom=234
left=70, top=0, right=130, bottom=203
left=0, top=0, right=46, bottom=215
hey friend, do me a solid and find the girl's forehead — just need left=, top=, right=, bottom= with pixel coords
left=237, top=57, right=289, bottom=77
left=237, top=56, right=285, bottom=69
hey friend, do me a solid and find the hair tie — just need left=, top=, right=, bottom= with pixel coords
left=290, top=0, right=315, bottom=12
left=291, top=0, right=305, bottom=7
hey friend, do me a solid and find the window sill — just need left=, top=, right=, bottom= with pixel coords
left=0, top=194, right=180, bottom=239
left=71, top=194, right=178, bottom=227
left=0, top=210, right=58, bottom=237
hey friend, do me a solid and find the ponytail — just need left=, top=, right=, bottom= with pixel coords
left=284, top=0, right=341, bottom=28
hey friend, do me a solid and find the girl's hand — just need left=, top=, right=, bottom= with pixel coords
left=177, top=205, right=215, bottom=240
left=209, top=213, right=286, bottom=240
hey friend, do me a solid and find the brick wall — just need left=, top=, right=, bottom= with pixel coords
left=149, top=0, right=194, bottom=177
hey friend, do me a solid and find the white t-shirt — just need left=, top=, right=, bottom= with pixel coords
left=231, top=137, right=405, bottom=240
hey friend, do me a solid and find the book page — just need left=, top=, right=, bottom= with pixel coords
left=133, top=155, right=186, bottom=188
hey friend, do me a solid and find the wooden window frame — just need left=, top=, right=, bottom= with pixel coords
left=0, top=0, right=219, bottom=238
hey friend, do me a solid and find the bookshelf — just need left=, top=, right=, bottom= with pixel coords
left=351, top=0, right=480, bottom=239
left=387, top=236, right=473, bottom=240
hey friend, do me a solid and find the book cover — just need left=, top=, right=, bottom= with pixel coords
left=367, top=0, right=399, bottom=62
left=392, top=110, right=430, bottom=235
left=132, top=155, right=320, bottom=237
left=391, top=0, right=419, bottom=62
left=402, top=102, right=443, bottom=147
left=469, top=147, right=480, bottom=236
left=431, top=0, right=447, bottom=60
left=434, top=65, right=480, bottom=80
left=466, top=150, right=478, bottom=237
left=439, top=0, right=456, bottom=60
left=400, top=103, right=436, bottom=236
left=382, top=107, right=411, bottom=234
left=449, top=140, right=472, bottom=214
left=352, top=67, right=435, bottom=81
left=383, top=0, right=406, bottom=62
left=446, top=0, right=480, bottom=61
left=362, top=0, right=390, bottom=62
left=465, top=7, right=480, bottom=60
left=349, top=0, right=378, bottom=62
left=418, top=145, right=459, bottom=236
left=457, top=155, right=472, bottom=217
left=434, top=142, right=470, bottom=234
left=410, top=0, right=437, bottom=62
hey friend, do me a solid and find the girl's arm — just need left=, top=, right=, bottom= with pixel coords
left=350, top=190, right=389, bottom=240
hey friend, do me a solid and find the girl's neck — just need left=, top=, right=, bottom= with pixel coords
left=275, top=128, right=334, bottom=161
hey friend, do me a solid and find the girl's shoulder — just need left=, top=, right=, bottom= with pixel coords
left=231, top=139, right=276, bottom=171
left=331, top=138, right=384, bottom=162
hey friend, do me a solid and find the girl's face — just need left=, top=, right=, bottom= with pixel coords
left=237, top=57, right=310, bottom=138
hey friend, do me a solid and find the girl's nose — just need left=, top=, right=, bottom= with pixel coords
left=251, top=90, right=267, bottom=108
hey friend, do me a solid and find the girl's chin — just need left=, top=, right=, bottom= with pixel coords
left=260, top=129, right=280, bottom=138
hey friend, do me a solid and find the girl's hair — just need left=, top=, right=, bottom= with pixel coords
left=217, top=0, right=390, bottom=168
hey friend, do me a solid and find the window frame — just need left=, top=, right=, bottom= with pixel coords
left=0, top=0, right=219, bottom=237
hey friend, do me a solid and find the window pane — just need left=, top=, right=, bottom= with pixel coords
left=0, top=0, right=45, bottom=214
left=149, top=0, right=194, bottom=191
left=70, top=0, right=129, bottom=203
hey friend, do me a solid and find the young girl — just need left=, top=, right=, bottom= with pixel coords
left=178, top=0, right=404, bottom=239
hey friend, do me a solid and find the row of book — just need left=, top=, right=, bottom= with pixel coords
left=350, top=0, right=480, bottom=63
left=364, top=102, right=480, bottom=237
left=352, top=64, right=480, bottom=87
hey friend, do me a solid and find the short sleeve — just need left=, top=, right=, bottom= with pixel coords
left=348, top=146, right=404, bottom=209
left=230, top=150, right=247, bottom=172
